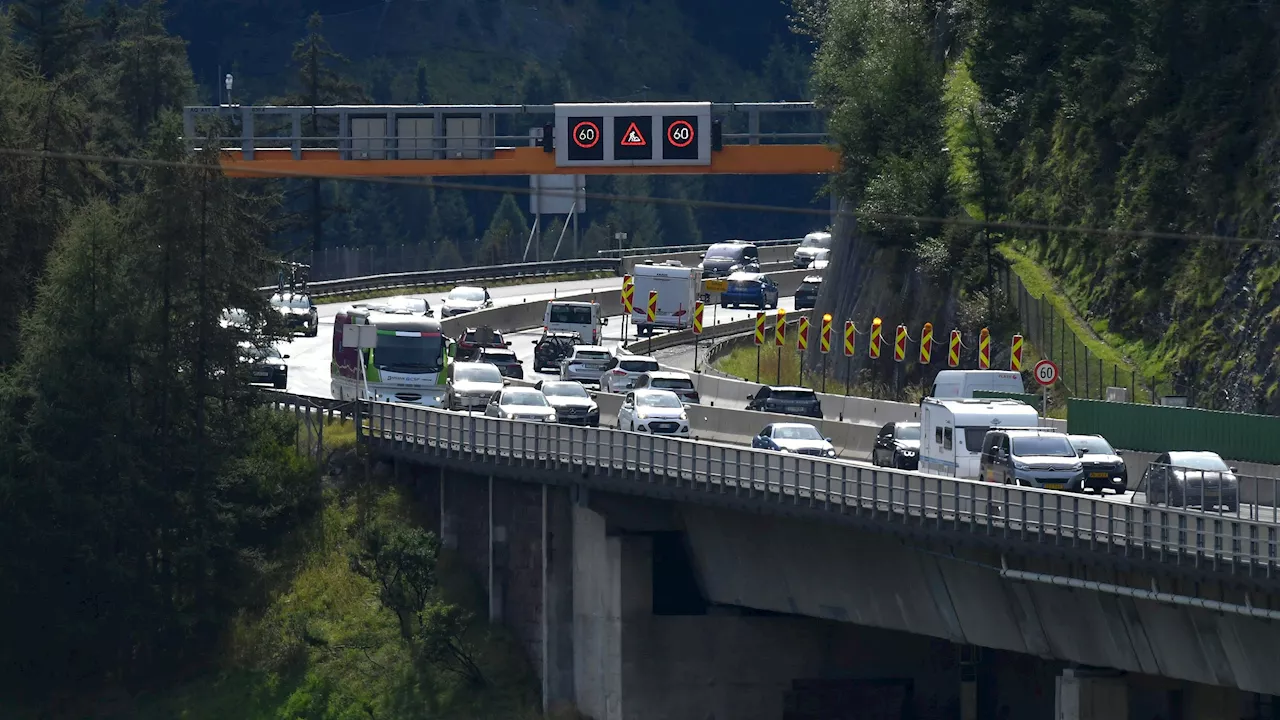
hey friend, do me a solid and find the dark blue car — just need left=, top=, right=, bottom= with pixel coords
left=721, top=272, right=779, bottom=309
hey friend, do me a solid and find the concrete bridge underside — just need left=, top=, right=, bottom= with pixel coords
left=677, top=503, right=1280, bottom=697
left=394, top=459, right=1280, bottom=719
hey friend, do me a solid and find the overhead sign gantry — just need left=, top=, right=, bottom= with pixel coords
left=555, top=102, right=712, bottom=167
left=181, top=101, right=838, bottom=177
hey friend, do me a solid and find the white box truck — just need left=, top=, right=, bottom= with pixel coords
left=918, top=397, right=1040, bottom=480
left=630, top=260, right=702, bottom=336
left=929, top=370, right=1025, bottom=399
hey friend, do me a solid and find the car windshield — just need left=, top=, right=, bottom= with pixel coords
left=705, top=245, right=740, bottom=260
left=448, top=287, right=485, bottom=302
left=388, top=298, right=427, bottom=313
left=801, top=234, right=831, bottom=249
left=1070, top=436, right=1115, bottom=455
left=371, top=333, right=445, bottom=372
left=542, top=382, right=589, bottom=398
left=771, top=390, right=816, bottom=402
left=651, top=377, right=694, bottom=390
left=1012, top=435, right=1077, bottom=457
left=798, top=281, right=820, bottom=292
left=244, top=345, right=282, bottom=361
left=455, top=364, right=502, bottom=383
left=503, top=390, right=548, bottom=407
left=483, top=351, right=517, bottom=363
left=730, top=278, right=760, bottom=289
left=465, top=328, right=501, bottom=344
left=273, top=295, right=311, bottom=309
left=773, top=424, right=822, bottom=441
left=1170, top=454, right=1230, bottom=472
left=636, top=392, right=683, bottom=409
left=575, top=351, right=611, bottom=362
left=620, top=360, right=659, bottom=373
left=549, top=304, right=594, bottom=324
left=896, top=424, right=921, bottom=441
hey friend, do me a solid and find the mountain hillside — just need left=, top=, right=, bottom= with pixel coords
left=800, top=0, right=1280, bottom=412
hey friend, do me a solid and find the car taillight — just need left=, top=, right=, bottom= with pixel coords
left=611, top=369, right=626, bottom=375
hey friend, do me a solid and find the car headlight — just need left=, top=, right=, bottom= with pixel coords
left=1013, top=461, right=1029, bottom=471
left=900, top=448, right=916, bottom=456
left=276, top=364, right=286, bottom=371
left=678, top=411, right=688, bottom=421
left=588, top=404, right=599, bottom=414
left=1071, top=463, right=1084, bottom=473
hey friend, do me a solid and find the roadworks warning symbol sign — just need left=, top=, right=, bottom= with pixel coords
left=620, top=122, right=647, bottom=146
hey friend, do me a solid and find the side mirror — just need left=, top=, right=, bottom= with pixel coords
left=746, top=394, right=754, bottom=400
left=1230, top=466, right=1239, bottom=474
left=601, top=318, right=609, bottom=325
left=1116, top=449, right=1125, bottom=456
left=825, top=437, right=832, bottom=443
left=589, top=392, right=598, bottom=399
left=503, top=379, right=510, bottom=386
left=282, top=354, right=291, bottom=359
left=505, top=341, right=512, bottom=346
left=699, top=253, right=705, bottom=259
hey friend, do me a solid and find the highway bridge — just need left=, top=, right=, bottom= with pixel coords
left=263, top=250, right=1280, bottom=720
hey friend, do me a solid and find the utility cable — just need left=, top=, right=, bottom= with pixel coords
left=0, top=146, right=1271, bottom=247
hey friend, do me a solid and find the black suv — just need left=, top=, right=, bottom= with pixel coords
left=872, top=422, right=921, bottom=470
left=533, top=331, right=582, bottom=372
left=745, top=385, right=823, bottom=418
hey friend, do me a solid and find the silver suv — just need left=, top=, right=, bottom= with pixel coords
left=979, top=428, right=1084, bottom=491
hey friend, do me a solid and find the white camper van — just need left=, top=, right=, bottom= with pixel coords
left=929, top=370, right=1025, bottom=400
left=630, top=260, right=702, bottom=336
left=919, top=398, right=1040, bottom=480
left=544, top=300, right=605, bottom=345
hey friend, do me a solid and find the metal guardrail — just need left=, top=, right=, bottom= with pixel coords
left=595, top=238, right=804, bottom=257
left=337, top=398, right=1277, bottom=579
left=257, top=257, right=620, bottom=298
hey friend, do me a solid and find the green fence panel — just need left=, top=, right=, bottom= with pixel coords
left=974, top=390, right=1042, bottom=412
left=1066, top=398, right=1280, bottom=465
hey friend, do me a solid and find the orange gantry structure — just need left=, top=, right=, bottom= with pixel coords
left=183, top=101, right=840, bottom=178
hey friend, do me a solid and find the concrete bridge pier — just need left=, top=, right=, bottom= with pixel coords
left=1056, top=669, right=1129, bottom=720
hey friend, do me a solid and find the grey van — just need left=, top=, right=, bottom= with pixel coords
left=698, top=241, right=761, bottom=278
left=979, top=428, right=1085, bottom=491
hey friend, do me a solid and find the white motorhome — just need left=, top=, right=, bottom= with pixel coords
left=544, top=300, right=605, bottom=345
left=630, top=260, right=702, bottom=336
left=918, top=398, right=1040, bottom=480
left=929, top=370, right=1025, bottom=400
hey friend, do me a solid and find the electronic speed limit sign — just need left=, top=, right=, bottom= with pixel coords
left=1034, top=359, right=1059, bottom=387
left=566, top=116, right=604, bottom=161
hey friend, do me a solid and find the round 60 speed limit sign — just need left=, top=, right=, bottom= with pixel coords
left=1034, top=359, right=1059, bottom=387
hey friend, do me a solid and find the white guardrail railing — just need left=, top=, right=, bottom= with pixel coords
left=282, top=395, right=1279, bottom=579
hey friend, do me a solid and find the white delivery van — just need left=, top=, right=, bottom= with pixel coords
left=630, top=260, right=702, bottom=336
left=918, top=397, right=1040, bottom=480
left=929, top=370, right=1025, bottom=400
left=544, top=300, right=605, bottom=345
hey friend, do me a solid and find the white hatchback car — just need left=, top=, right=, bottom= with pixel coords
left=600, top=355, right=660, bottom=393
left=560, top=345, right=614, bottom=384
left=616, top=389, right=690, bottom=437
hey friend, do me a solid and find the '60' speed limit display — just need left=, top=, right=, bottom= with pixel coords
left=566, top=116, right=604, bottom=161
left=662, top=115, right=699, bottom=160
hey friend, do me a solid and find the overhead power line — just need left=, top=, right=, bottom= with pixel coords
left=0, top=146, right=1270, bottom=247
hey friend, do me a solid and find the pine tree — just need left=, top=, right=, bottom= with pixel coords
left=480, top=193, right=529, bottom=264
left=414, top=61, right=431, bottom=104
left=281, top=13, right=368, bottom=252
left=605, top=176, right=663, bottom=249
left=8, top=0, right=92, bottom=78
